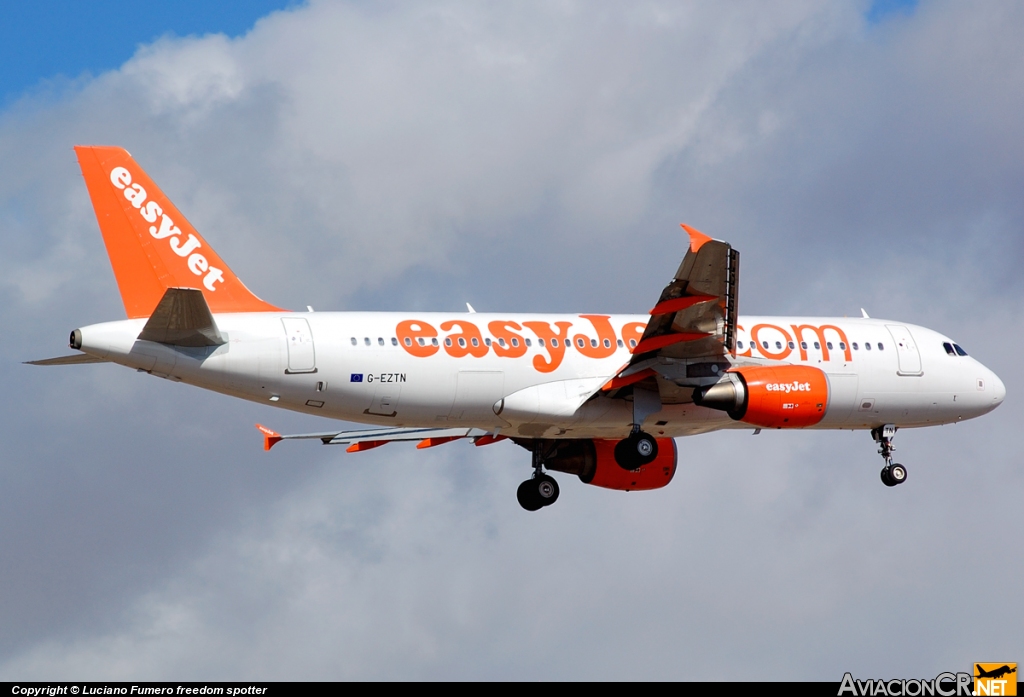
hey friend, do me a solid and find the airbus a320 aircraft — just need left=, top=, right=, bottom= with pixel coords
left=30, top=147, right=1006, bottom=510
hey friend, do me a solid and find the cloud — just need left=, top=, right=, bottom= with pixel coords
left=1, top=0, right=1021, bottom=679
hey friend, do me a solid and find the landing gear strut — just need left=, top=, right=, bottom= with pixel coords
left=517, top=445, right=560, bottom=511
left=872, top=424, right=907, bottom=487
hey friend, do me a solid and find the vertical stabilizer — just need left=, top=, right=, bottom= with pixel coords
left=75, top=146, right=281, bottom=318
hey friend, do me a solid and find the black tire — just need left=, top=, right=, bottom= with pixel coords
left=880, top=466, right=896, bottom=487
left=535, top=474, right=560, bottom=506
left=615, top=437, right=640, bottom=470
left=889, top=463, right=907, bottom=485
left=517, top=480, right=543, bottom=511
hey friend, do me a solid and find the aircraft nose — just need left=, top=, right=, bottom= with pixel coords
left=991, top=371, right=1006, bottom=406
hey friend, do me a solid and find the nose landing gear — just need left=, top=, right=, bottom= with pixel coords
left=517, top=445, right=560, bottom=511
left=872, top=424, right=907, bottom=487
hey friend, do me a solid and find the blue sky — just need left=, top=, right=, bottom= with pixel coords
left=0, top=1, right=300, bottom=105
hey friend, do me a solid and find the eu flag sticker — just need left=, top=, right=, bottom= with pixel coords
left=350, top=373, right=363, bottom=382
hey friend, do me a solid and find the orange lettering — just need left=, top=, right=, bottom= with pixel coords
left=440, top=320, right=488, bottom=358
left=523, top=321, right=573, bottom=373
left=488, top=320, right=528, bottom=358
left=751, top=324, right=793, bottom=360
left=790, top=324, right=852, bottom=362
left=621, top=321, right=646, bottom=353
left=396, top=320, right=439, bottom=357
left=573, top=315, right=616, bottom=358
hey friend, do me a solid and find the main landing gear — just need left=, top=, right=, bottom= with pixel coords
left=872, top=424, right=907, bottom=487
left=614, top=427, right=659, bottom=471
left=517, top=446, right=560, bottom=511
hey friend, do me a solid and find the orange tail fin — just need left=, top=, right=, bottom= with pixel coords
left=75, top=146, right=281, bottom=318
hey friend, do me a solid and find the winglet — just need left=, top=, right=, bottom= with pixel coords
left=256, top=424, right=282, bottom=451
left=681, top=224, right=713, bottom=253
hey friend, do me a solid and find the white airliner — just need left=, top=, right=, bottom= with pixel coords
left=30, top=146, right=1006, bottom=510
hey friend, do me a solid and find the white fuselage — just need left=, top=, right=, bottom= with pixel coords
left=76, top=312, right=1005, bottom=439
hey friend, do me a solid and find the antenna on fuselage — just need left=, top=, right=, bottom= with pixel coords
left=861, top=308, right=870, bottom=318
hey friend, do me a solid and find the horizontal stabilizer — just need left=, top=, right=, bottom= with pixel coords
left=138, top=288, right=225, bottom=347
left=24, top=353, right=108, bottom=366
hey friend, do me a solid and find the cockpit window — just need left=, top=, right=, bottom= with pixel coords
left=943, top=342, right=955, bottom=356
left=954, top=344, right=968, bottom=356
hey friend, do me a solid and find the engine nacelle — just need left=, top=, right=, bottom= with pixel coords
left=543, top=438, right=677, bottom=491
left=693, top=365, right=829, bottom=428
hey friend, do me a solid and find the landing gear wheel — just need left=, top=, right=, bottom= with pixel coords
left=517, top=480, right=543, bottom=511
left=872, top=425, right=907, bottom=488
left=517, top=474, right=560, bottom=511
left=615, top=431, right=659, bottom=470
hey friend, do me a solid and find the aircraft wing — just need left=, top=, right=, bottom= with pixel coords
left=256, top=424, right=503, bottom=452
left=602, top=224, right=739, bottom=403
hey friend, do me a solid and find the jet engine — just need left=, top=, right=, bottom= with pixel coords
left=542, top=438, right=677, bottom=491
left=693, top=365, right=829, bottom=428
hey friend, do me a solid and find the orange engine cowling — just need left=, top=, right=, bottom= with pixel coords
left=693, top=365, right=829, bottom=428
left=543, top=438, right=677, bottom=491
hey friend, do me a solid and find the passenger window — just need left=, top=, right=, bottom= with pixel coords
left=499, top=338, right=506, bottom=347
left=814, top=342, right=820, bottom=349
left=526, top=339, right=532, bottom=347
left=378, top=337, right=384, bottom=346
left=590, top=339, right=597, bottom=348
left=852, top=342, right=859, bottom=350
left=603, top=339, right=611, bottom=348
left=445, top=338, right=453, bottom=347
left=350, top=337, right=357, bottom=346
left=737, top=341, right=744, bottom=349
left=839, top=342, right=846, bottom=350
left=865, top=342, right=871, bottom=350
left=578, top=338, right=586, bottom=348
left=761, top=341, right=769, bottom=349
left=877, top=343, right=884, bottom=351
left=391, top=337, right=398, bottom=346
left=788, top=341, right=795, bottom=349
left=404, top=337, right=412, bottom=347
left=551, top=339, right=559, bottom=347
left=617, top=339, right=623, bottom=348
left=800, top=341, right=808, bottom=350
left=432, top=338, right=439, bottom=346
left=775, top=341, right=782, bottom=349
left=512, top=338, right=520, bottom=347
left=364, top=337, right=371, bottom=346
left=954, top=344, right=968, bottom=356
left=485, top=338, right=492, bottom=347
left=417, top=338, right=425, bottom=346
left=472, top=337, right=480, bottom=347
left=629, top=339, right=637, bottom=348
left=458, top=338, right=466, bottom=348
left=539, top=338, right=546, bottom=347
left=826, top=342, right=833, bottom=350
